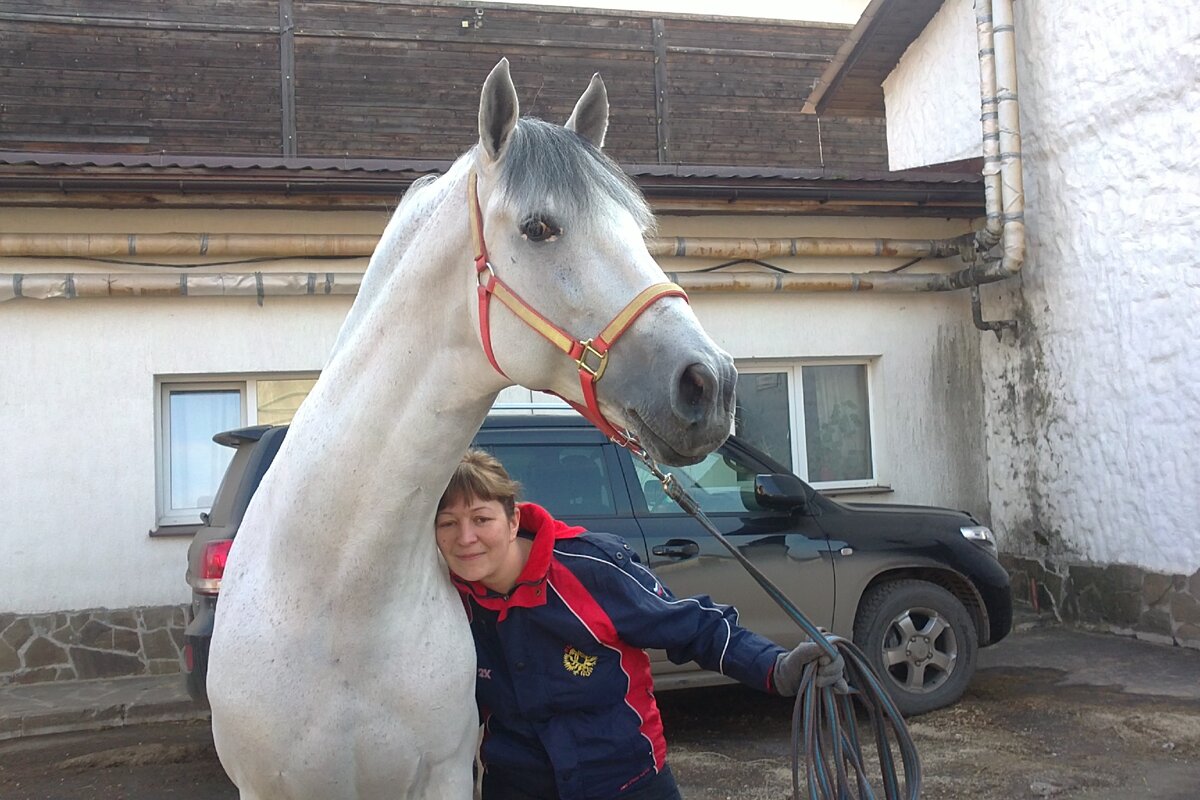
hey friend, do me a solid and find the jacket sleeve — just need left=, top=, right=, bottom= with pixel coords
left=568, top=537, right=786, bottom=692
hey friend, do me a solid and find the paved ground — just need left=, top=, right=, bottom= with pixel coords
left=1, top=615, right=1198, bottom=798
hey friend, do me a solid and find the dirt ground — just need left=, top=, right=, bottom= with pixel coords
left=2, top=638, right=1198, bottom=799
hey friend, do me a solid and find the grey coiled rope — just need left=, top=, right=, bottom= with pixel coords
left=633, top=450, right=921, bottom=800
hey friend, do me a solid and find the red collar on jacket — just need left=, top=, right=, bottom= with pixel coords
left=450, top=502, right=586, bottom=620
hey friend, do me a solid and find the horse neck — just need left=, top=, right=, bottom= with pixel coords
left=266, top=163, right=504, bottom=581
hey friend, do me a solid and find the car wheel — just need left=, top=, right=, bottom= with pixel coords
left=852, top=579, right=977, bottom=716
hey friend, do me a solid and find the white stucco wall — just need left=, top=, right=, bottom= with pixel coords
left=882, top=0, right=982, bottom=171
left=0, top=207, right=986, bottom=612
left=881, top=1, right=1200, bottom=574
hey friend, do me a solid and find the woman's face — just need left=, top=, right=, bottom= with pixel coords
left=435, top=495, right=522, bottom=592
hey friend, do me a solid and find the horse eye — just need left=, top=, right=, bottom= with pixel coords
left=520, top=217, right=559, bottom=243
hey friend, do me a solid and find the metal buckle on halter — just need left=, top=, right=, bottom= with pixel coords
left=575, top=339, right=608, bottom=381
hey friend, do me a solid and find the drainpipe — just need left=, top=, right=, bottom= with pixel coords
left=962, top=0, right=1025, bottom=335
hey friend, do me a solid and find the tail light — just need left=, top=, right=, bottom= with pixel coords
left=193, top=539, right=233, bottom=594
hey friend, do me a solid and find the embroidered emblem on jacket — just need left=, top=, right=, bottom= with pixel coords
left=563, top=646, right=597, bottom=677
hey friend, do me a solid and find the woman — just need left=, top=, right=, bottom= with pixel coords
left=435, top=449, right=844, bottom=800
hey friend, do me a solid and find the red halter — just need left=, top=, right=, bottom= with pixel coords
left=468, top=170, right=688, bottom=446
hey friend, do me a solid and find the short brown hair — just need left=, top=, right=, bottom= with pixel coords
left=438, top=448, right=522, bottom=519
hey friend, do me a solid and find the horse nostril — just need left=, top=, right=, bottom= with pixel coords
left=674, top=362, right=718, bottom=423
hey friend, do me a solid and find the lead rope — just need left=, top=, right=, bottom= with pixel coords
left=626, top=444, right=922, bottom=800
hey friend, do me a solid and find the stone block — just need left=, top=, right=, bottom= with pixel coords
left=1071, top=583, right=1104, bottom=623
left=141, top=628, right=179, bottom=661
left=141, top=606, right=176, bottom=631
left=108, top=609, right=139, bottom=630
left=12, top=666, right=58, bottom=685
left=1100, top=591, right=1144, bottom=627
left=78, top=619, right=114, bottom=649
left=1142, top=572, right=1174, bottom=605
left=1190, top=569, right=1200, bottom=598
left=69, top=612, right=90, bottom=633
left=147, top=658, right=182, bottom=675
left=69, top=647, right=143, bottom=680
left=0, top=640, right=20, bottom=673
left=24, top=637, right=69, bottom=669
left=112, top=627, right=141, bottom=655
left=1, top=617, right=32, bottom=649
left=1170, top=592, right=1200, bottom=626
left=1176, top=622, right=1200, bottom=644
left=1138, top=607, right=1173, bottom=637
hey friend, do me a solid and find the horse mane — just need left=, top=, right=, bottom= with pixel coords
left=496, top=118, right=656, bottom=235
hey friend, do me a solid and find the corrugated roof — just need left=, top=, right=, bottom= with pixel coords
left=0, top=151, right=979, bottom=186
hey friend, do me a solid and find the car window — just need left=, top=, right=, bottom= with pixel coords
left=204, top=444, right=255, bottom=526
left=631, top=449, right=766, bottom=515
left=486, top=444, right=616, bottom=517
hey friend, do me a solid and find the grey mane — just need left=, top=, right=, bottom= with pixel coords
left=496, top=118, right=655, bottom=233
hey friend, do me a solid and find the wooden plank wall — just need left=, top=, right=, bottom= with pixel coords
left=0, top=1, right=889, bottom=171
left=0, top=2, right=281, bottom=153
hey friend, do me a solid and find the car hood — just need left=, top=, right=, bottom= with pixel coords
left=840, top=501, right=973, bottom=523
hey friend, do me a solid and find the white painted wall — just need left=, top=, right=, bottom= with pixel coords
left=0, top=207, right=987, bottom=612
left=880, top=0, right=1200, bottom=574
left=883, top=0, right=982, bottom=171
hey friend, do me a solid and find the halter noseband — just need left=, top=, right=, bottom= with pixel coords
left=468, top=170, right=688, bottom=446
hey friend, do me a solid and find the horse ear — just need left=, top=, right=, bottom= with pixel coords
left=565, top=73, right=609, bottom=149
left=479, top=58, right=520, bottom=162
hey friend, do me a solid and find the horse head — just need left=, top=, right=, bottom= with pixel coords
left=470, top=59, right=736, bottom=466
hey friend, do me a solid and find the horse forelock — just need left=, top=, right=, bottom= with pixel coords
left=496, top=118, right=655, bottom=234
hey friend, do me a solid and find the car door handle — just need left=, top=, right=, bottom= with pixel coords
left=652, top=539, right=700, bottom=558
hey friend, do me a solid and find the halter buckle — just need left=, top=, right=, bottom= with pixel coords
left=575, top=339, right=609, bottom=381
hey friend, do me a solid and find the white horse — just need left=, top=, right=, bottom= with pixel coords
left=207, top=59, right=737, bottom=799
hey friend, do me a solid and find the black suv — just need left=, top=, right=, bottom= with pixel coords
left=185, top=414, right=1011, bottom=715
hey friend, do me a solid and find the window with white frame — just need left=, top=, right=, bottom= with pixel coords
left=157, top=375, right=318, bottom=526
left=734, top=361, right=876, bottom=489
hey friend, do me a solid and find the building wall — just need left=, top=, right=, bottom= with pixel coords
left=882, top=0, right=981, bottom=171
left=879, top=0, right=1200, bottom=642
left=0, top=206, right=985, bottom=622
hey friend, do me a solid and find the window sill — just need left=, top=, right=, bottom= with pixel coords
left=818, top=485, right=894, bottom=497
left=149, top=523, right=202, bottom=538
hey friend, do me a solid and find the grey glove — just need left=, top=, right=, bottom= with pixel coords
left=773, top=641, right=848, bottom=696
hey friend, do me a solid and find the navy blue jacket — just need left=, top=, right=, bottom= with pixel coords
left=452, top=503, right=786, bottom=799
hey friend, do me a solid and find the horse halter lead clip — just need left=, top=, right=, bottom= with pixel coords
left=467, top=170, right=688, bottom=446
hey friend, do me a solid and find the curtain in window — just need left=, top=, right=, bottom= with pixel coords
left=802, top=365, right=872, bottom=482
left=169, top=390, right=240, bottom=511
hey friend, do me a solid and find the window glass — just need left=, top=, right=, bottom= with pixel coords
left=734, top=371, right=792, bottom=470
left=168, top=389, right=241, bottom=513
left=256, top=378, right=317, bottom=425
left=633, top=450, right=765, bottom=515
left=487, top=445, right=615, bottom=517
left=802, top=364, right=873, bottom=482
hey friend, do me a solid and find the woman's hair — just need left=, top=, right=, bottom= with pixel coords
left=438, top=448, right=522, bottom=519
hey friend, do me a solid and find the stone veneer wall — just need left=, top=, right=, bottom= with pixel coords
left=0, top=605, right=186, bottom=685
left=1005, top=556, right=1200, bottom=650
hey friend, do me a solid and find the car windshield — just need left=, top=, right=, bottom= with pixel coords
left=633, top=449, right=766, bottom=515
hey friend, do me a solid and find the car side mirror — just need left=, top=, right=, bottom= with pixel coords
left=754, top=473, right=809, bottom=512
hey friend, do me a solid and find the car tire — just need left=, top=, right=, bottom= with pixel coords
left=852, top=579, right=977, bottom=717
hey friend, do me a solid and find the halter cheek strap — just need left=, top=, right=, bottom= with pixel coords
left=468, top=170, right=688, bottom=445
